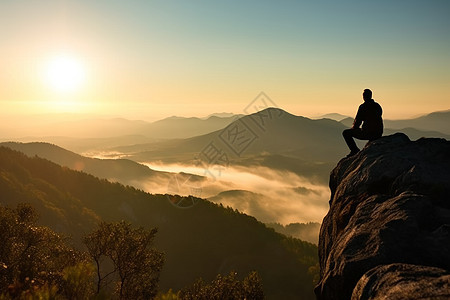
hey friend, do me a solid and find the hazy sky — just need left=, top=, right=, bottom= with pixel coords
left=1, top=0, right=449, bottom=120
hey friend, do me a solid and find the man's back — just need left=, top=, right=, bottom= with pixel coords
left=355, top=99, right=383, bottom=136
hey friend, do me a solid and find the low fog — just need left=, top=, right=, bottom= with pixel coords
left=142, top=162, right=330, bottom=224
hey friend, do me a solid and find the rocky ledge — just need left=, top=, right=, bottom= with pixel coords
left=315, top=133, right=450, bottom=300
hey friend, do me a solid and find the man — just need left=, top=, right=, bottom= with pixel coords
left=343, top=89, right=383, bottom=157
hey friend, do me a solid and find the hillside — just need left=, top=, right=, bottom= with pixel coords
left=0, top=141, right=204, bottom=194
left=0, top=146, right=318, bottom=299
left=208, top=190, right=275, bottom=223
left=0, top=141, right=331, bottom=226
left=266, top=222, right=321, bottom=245
left=315, top=134, right=450, bottom=299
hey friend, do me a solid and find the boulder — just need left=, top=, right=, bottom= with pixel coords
left=352, top=263, right=450, bottom=299
left=315, top=133, right=450, bottom=300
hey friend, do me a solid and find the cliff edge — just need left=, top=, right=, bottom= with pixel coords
left=315, top=133, right=450, bottom=300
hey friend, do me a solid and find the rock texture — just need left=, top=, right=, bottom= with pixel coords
left=352, top=263, right=450, bottom=299
left=315, top=133, right=450, bottom=300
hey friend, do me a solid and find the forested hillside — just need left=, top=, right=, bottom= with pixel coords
left=0, top=146, right=318, bottom=299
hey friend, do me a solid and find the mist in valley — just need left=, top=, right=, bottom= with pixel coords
left=140, top=162, right=330, bottom=225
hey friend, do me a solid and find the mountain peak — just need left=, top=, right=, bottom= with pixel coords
left=315, top=133, right=450, bottom=300
left=241, top=107, right=298, bottom=123
left=314, top=113, right=350, bottom=121
left=252, top=106, right=289, bottom=115
left=204, top=112, right=241, bottom=119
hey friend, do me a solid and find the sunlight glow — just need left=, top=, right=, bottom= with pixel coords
left=44, top=54, right=86, bottom=93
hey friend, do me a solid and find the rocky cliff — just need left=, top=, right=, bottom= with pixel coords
left=315, top=133, right=450, bottom=300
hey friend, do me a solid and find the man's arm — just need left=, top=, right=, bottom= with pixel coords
left=352, top=105, right=363, bottom=129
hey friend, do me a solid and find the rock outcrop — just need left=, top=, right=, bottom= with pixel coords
left=315, top=133, right=450, bottom=300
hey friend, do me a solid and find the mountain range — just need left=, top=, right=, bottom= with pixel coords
left=0, top=146, right=317, bottom=299
left=104, top=108, right=450, bottom=185
left=1, top=113, right=239, bottom=141
left=2, top=109, right=448, bottom=153
left=2, top=107, right=448, bottom=227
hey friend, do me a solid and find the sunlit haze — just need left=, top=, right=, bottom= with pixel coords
left=43, top=54, right=86, bottom=93
left=1, top=0, right=449, bottom=120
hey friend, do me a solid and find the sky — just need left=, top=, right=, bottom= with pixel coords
left=1, top=0, right=449, bottom=120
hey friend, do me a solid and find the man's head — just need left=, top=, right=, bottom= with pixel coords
left=363, top=89, right=372, bottom=101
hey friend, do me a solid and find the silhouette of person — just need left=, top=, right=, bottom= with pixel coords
left=343, top=89, right=383, bottom=157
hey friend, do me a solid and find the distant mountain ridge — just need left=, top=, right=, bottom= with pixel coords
left=204, top=112, right=244, bottom=119
left=315, top=113, right=350, bottom=121
left=1, top=113, right=239, bottom=141
left=384, top=109, right=450, bottom=135
left=94, top=107, right=449, bottom=193
left=147, top=114, right=241, bottom=138
left=3, top=109, right=448, bottom=142
left=118, top=108, right=349, bottom=162
left=115, top=107, right=450, bottom=159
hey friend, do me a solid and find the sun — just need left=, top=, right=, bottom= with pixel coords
left=44, top=54, right=86, bottom=93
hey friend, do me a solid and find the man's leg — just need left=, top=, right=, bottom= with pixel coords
left=343, top=129, right=381, bottom=156
left=343, top=128, right=361, bottom=154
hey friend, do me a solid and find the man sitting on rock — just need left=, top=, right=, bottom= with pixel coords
left=343, top=89, right=383, bottom=157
